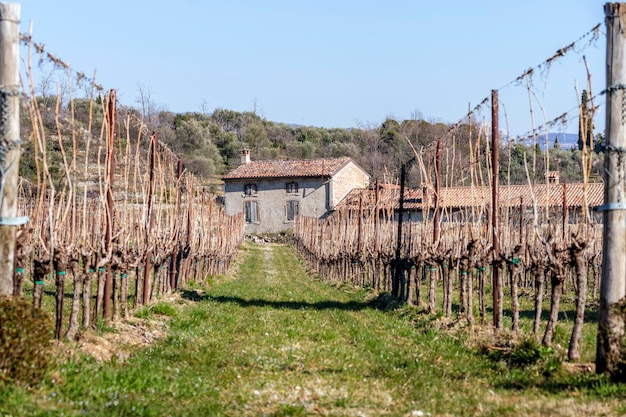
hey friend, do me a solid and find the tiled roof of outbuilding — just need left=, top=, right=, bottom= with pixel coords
left=335, top=185, right=424, bottom=211
left=334, top=182, right=604, bottom=212
left=222, top=156, right=353, bottom=180
left=438, top=182, right=604, bottom=209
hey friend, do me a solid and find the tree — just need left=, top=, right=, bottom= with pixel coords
left=211, top=108, right=242, bottom=133
left=172, top=119, right=209, bottom=154
left=72, top=97, right=104, bottom=133
left=170, top=118, right=224, bottom=178
left=594, top=132, right=605, bottom=154
left=379, top=117, right=408, bottom=171
left=379, top=118, right=401, bottom=144
left=292, top=141, right=316, bottom=159
left=578, top=90, right=593, bottom=151
left=353, top=124, right=384, bottom=181
left=239, top=119, right=269, bottom=152
left=135, top=84, right=161, bottom=127
left=212, top=128, right=239, bottom=169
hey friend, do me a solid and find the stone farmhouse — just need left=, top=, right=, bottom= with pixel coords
left=222, top=150, right=370, bottom=233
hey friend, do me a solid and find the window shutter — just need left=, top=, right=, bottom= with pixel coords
left=286, top=200, right=299, bottom=221
left=245, top=201, right=259, bottom=223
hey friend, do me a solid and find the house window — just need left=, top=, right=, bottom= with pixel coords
left=286, top=200, right=299, bottom=222
left=245, top=201, right=259, bottom=223
left=244, top=183, right=257, bottom=196
left=286, top=182, right=299, bottom=194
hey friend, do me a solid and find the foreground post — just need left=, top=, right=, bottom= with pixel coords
left=0, top=3, right=21, bottom=295
left=433, top=138, right=442, bottom=244
left=392, top=164, right=406, bottom=299
left=103, top=90, right=116, bottom=319
left=597, top=2, right=626, bottom=379
left=143, top=132, right=157, bottom=304
left=491, top=89, right=502, bottom=331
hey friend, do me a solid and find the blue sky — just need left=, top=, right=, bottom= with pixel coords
left=19, top=1, right=605, bottom=135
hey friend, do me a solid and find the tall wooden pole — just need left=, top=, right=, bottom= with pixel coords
left=0, top=3, right=21, bottom=296
left=491, top=89, right=503, bottom=331
left=562, top=183, right=568, bottom=243
left=170, top=158, right=183, bottom=290
left=597, top=2, right=626, bottom=379
left=143, top=132, right=157, bottom=304
left=433, top=138, right=442, bottom=244
left=393, top=164, right=406, bottom=298
left=103, top=90, right=116, bottom=319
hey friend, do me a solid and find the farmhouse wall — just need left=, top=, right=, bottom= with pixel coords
left=224, top=178, right=328, bottom=234
left=330, top=162, right=370, bottom=208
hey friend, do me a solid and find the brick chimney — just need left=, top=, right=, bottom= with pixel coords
left=546, top=170, right=560, bottom=184
left=240, top=149, right=250, bottom=165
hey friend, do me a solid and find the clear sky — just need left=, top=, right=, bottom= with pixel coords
left=18, top=1, right=606, bottom=136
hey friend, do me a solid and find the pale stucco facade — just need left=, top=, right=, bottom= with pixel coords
left=223, top=156, right=370, bottom=234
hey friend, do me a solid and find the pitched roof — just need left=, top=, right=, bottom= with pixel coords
left=438, top=183, right=604, bottom=209
left=222, top=156, right=354, bottom=180
left=334, top=182, right=604, bottom=212
left=334, top=184, right=424, bottom=211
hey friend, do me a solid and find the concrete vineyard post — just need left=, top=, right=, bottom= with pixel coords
left=0, top=3, right=21, bottom=296
left=597, top=2, right=626, bottom=379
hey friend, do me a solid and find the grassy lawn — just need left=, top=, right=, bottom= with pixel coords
left=2, top=243, right=625, bottom=416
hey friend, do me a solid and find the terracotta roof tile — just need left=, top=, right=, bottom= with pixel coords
left=437, top=183, right=604, bottom=209
left=334, top=182, right=604, bottom=212
left=222, top=156, right=352, bottom=180
left=333, top=184, right=424, bottom=211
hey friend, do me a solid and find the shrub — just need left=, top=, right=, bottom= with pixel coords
left=135, top=301, right=178, bottom=319
left=508, top=338, right=551, bottom=368
left=482, top=337, right=560, bottom=373
left=0, top=296, right=53, bottom=385
left=150, top=301, right=178, bottom=317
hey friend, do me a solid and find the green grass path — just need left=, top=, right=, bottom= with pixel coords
left=2, top=243, right=623, bottom=417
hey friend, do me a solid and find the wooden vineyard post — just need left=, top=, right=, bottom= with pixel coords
left=597, top=2, right=626, bottom=379
left=392, top=164, right=406, bottom=298
left=170, top=158, right=183, bottom=290
left=0, top=3, right=21, bottom=295
left=433, top=138, right=442, bottom=244
left=562, top=183, right=568, bottom=243
left=373, top=179, right=380, bottom=290
left=103, top=89, right=116, bottom=319
left=143, top=132, right=157, bottom=304
left=491, top=89, right=503, bottom=331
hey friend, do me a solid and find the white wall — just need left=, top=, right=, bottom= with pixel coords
left=224, top=178, right=328, bottom=233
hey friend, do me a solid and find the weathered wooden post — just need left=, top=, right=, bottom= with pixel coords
left=492, top=89, right=503, bottom=331
left=143, top=132, right=157, bottom=304
left=103, top=89, right=116, bottom=319
left=0, top=3, right=22, bottom=296
left=170, top=157, right=183, bottom=290
left=433, top=138, right=442, bottom=244
left=597, top=2, right=626, bottom=379
left=392, top=164, right=406, bottom=298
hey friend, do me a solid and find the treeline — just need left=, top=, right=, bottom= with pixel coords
left=19, top=96, right=603, bottom=188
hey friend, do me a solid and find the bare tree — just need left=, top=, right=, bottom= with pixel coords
left=135, top=84, right=161, bottom=127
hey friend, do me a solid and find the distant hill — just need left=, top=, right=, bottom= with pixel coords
left=516, top=133, right=579, bottom=150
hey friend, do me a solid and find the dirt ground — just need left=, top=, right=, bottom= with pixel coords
left=63, top=293, right=194, bottom=363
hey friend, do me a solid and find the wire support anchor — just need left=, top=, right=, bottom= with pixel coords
left=601, top=83, right=626, bottom=95
left=598, top=203, right=626, bottom=212
left=603, top=144, right=626, bottom=154
left=0, top=215, right=28, bottom=226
